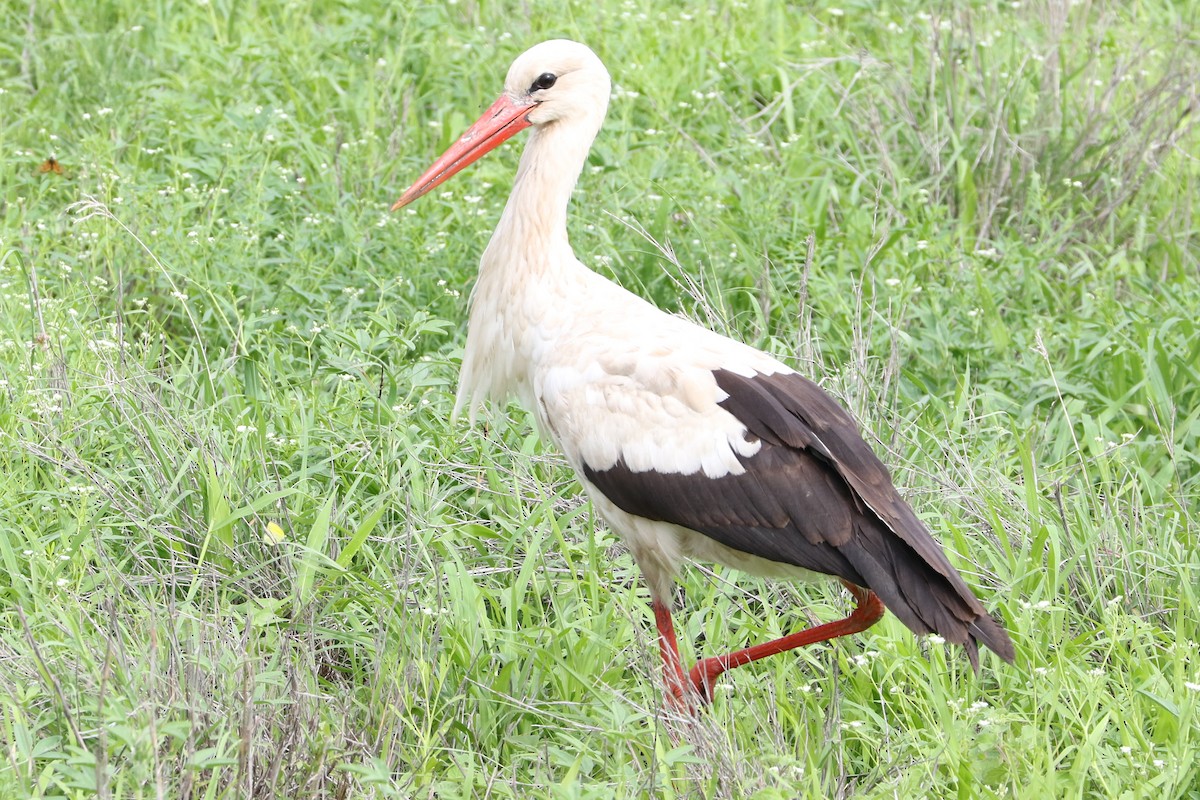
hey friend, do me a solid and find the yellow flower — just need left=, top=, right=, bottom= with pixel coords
left=262, top=521, right=287, bottom=546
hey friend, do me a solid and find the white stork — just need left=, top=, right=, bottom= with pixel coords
left=393, top=39, right=1014, bottom=709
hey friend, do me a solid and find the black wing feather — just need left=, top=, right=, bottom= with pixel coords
left=584, top=369, right=1014, bottom=667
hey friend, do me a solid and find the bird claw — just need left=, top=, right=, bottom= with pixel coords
left=663, top=668, right=718, bottom=717
left=686, top=660, right=723, bottom=705
left=662, top=682, right=703, bottom=719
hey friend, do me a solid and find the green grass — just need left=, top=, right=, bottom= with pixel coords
left=2, top=0, right=1198, bottom=797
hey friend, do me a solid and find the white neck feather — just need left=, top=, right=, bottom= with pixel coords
left=455, top=112, right=605, bottom=419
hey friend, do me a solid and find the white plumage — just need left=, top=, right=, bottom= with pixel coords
left=394, top=39, right=1014, bottom=710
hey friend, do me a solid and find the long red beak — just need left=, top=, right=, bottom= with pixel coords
left=391, top=93, right=536, bottom=211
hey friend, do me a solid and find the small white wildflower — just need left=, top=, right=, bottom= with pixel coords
left=928, top=634, right=945, bottom=645
left=171, top=290, right=188, bottom=301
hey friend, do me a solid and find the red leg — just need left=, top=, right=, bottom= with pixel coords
left=652, top=599, right=697, bottom=713
left=687, top=581, right=886, bottom=703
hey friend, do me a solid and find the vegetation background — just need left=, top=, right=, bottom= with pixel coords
left=1, top=0, right=1197, bottom=797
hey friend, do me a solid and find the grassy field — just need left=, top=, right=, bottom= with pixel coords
left=2, top=0, right=1198, bottom=797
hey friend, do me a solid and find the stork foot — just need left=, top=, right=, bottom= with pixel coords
left=662, top=677, right=704, bottom=717
left=653, top=599, right=706, bottom=717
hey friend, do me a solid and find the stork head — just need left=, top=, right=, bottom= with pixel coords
left=392, top=39, right=611, bottom=210
left=502, top=39, right=611, bottom=127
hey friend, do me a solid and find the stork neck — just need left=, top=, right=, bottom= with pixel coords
left=483, top=119, right=597, bottom=275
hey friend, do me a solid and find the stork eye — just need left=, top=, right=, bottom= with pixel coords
left=530, top=72, right=557, bottom=92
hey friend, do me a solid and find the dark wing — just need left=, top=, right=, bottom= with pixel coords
left=584, top=369, right=1014, bottom=668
